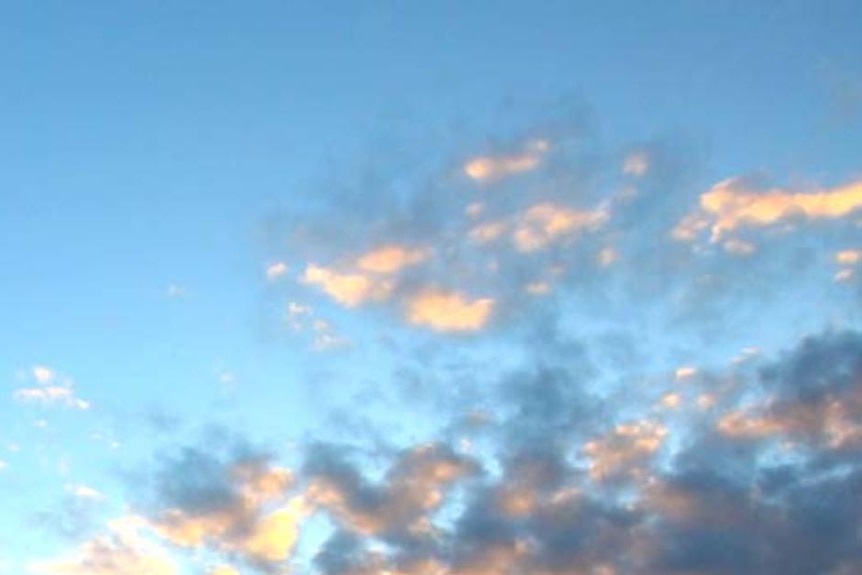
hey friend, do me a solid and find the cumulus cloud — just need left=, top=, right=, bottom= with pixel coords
left=233, top=113, right=862, bottom=575
left=134, top=437, right=311, bottom=572
left=583, top=420, right=667, bottom=482
left=305, top=442, right=479, bottom=536
left=35, top=325, right=861, bottom=575
left=294, top=328, right=862, bottom=575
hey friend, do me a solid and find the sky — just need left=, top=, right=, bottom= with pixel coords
left=2, top=1, right=862, bottom=574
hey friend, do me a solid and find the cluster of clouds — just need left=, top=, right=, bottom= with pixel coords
left=31, top=328, right=862, bottom=575
left=25, top=122, right=862, bottom=574
left=261, top=129, right=861, bottom=345
left=31, top=436, right=309, bottom=575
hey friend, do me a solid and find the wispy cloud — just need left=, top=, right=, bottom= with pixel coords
left=13, top=367, right=90, bottom=410
left=29, top=516, right=177, bottom=575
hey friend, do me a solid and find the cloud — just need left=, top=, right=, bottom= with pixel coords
left=266, top=127, right=707, bottom=339
left=139, top=437, right=311, bottom=572
left=266, top=262, right=289, bottom=280
left=674, top=366, right=698, bottom=380
left=305, top=442, right=479, bottom=536
left=463, top=140, right=550, bottom=183
left=355, top=245, right=430, bottom=274
left=243, top=113, right=862, bottom=573
left=716, top=330, right=862, bottom=449
left=622, top=151, right=650, bottom=176
left=834, top=249, right=862, bottom=283
left=468, top=202, right=608, bottom=253
left=286, top=302, right=349, bottom=351
left=13, top=367, right=90, bottom=410
left=33, top=366, right=55, bottom=384
left=674, top=176, right=862, bottom=242
left=14, top=387, right=90, bottom=410
left=835, top=249, right=862, bottom=265
left=583, top=420, right=667, bottom=482
left=512, top=203, right=608, bottom=253
left=405, top=290, right=494, bottom=332
left=29, top=516, right=177, bottom=575
left=302, top=265, right=393, bottom=308
left=297, top=327, right=862, bottom=575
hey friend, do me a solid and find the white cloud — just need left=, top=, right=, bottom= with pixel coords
left=14, top=367, right=90, bottom=410
left=266, top=261, right=289, bottom=280
left=622, top=151, right=649, bottom=176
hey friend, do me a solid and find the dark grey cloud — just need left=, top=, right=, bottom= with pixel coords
left=298, top=327, right=862, bottom=575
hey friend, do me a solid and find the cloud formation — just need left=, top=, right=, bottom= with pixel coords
left=13, top=366, right=90, bottom=410
left=29, top=516, right=177, bottom=575
left=463, top=140, right=550, bottom=183
left=285, top=328, right=862, bottom=575
left=405, top=290, right=495, bottom=332
left=144, top=441, right=309, bottom=572
left=674, top=177, right=862, bottom=242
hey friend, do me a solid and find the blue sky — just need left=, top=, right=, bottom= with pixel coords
left=2, top=2, right=862, bottom=574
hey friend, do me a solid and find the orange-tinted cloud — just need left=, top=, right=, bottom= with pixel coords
left=405, top=290, right=495, bottom=332
left=356, top=245, right=430, bottom=274
left=583, top=421, right=667, bottom=481
left=302, top=265, right=393, bottom=307
left=717, top=391, right=862, bottom=449
left=463, top=140, right=550, bottom=183
left=512, top=203, right=607, bottom=252
left=836, top=249, right=862, bottom=265
left=674, top=177, right=862, bottom=242
left=149, top=462, right=309, bottom=568
left=30, top=516, right=177, bottom=575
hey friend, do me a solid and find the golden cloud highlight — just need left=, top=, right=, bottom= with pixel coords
left=583, top=421, right=667, bottom=482
left=406, top=290, right=494, bottom=332
left=301, top=265, right=393, bottom=307
left=356, top=245, right=430, bottom=274
left=463, top=140, right=550, bottom=183
left=513, top=203, right=608, bottom=252
left=30, top=516, right=177, bottom=575
left=150, top=463, right=310, bottom=568
left=674, top=177, right=862, bottom=242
